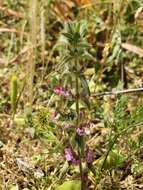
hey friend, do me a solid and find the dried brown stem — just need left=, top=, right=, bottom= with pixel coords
left=91, top=88, right=143, bottom=97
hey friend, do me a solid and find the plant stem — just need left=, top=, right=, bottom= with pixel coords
left=75, top=73, right=79, bottom=127
left=12, top=78, right=26, bottom=121
left=75, top=60, right=84, bottom=190
left=100, top=134, right=119, bottom=171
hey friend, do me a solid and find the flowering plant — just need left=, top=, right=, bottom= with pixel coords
left=52, top=21, right=95, bottom=190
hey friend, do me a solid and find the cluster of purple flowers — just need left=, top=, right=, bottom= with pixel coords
left=76, top=123, right=91, bottom=136
left=54, top=87, right=70, bottom=97
left=63, top=122, right=91, bottom=136
left=65, top=147, right=94, bottom=165
left=53, top=87, right=93, bottom=165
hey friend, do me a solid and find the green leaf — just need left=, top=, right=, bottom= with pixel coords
left=131, top=162, right=143, bottom=176
left=78, top=42, right=90, bottom=49
left=81, top=97, right=91, bottom=110
left=70, top=101, right=85, bottom=110
left=84, top=68, right=95, bottom=76
left=75, top=22, right=80, bottom=33
left=62, top=72, right=72, bottom=88
left=14, top=116, right=25, bottom=126
left=55, top=180, right=81, bottom=190
left=82, top=51, right=96, bottom=61
left=66, top=22, right=73, bottom=35
left=8, top=185, right=19, bottom=190
left=59, top=161, right=69, bottom=179
left=79, top=74, right=90, bottom=96
left=62, top=32, right=73, bottom=41
left=56, top=55, right=73, bottom=71
left=95, top=150, right=126, bottom=170
left=10, top=75, right=18, bottom=116
left=79, top=21, right=87, bottom=37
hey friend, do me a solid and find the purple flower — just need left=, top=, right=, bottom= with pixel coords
left=53, top=87, right=61, bottom=94
left=76, top=123, right=91, bottom=136
left=72, top=159, right=80, bottom=165
left=85, top=150, right=94, bottom=164
left=65, top=148, right=74, bottom=162
left=54, top=87, right=70, bottom=97
left=63, top=90, right=70, bottom=97
left=64, top=148, right=80, bottom=165
left=76, top=127, right=85, bottom=136
left=64, top=123, right=71, bottom=129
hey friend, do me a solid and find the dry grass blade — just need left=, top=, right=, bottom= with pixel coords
left=0, top=6, right=23, bottom=18
left=8, top=46, right=30, bottom=64
left=75, top=0, right=92, bottom=6
left=0, top=28, right=27, bottom=36
left=122, top=43, right=143, bottom=57
left=54, top=1, right=73, bottom=19
left=27, top=0, right=38, bottom=108
left=40, top=2, right=45, bottom=77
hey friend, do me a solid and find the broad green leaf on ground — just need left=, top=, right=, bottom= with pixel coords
left=55, top=180, right=81, bottom=190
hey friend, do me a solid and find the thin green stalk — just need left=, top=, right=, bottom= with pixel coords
left=14, top=78, right=26, bottom=119
left=11, top=75, right=18, bottom=121
left=75, top=60, right=84, bottom=190
left=78, top=149, right=83, bottom=190
left=95, top=133, right=120, bottom=190
left=12, top=77, right=26, bottom=121
left=75, top=71, right=79, bottom=126
left=100, top=134, right=119, bottom=171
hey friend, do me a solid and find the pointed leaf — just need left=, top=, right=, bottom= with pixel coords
left=81, top=96, right=91, bottom=110
left=79, top=75, right=90, bottom=96
left=62, top=32, right=73, bottom=41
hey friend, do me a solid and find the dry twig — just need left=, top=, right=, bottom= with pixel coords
left=91, top=88, right=143, bottom=97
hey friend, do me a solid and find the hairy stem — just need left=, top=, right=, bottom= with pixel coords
left=75, top=60, right=84, bottom=190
